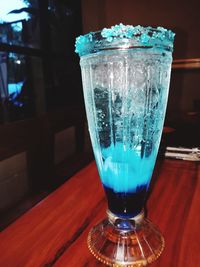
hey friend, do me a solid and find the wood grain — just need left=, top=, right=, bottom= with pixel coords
left=0, top=162, right=104, bottom=267
left=0, top=159, right=199, bottom=267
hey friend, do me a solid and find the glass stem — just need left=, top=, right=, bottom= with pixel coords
left=107, top=209, right=145, bottom=231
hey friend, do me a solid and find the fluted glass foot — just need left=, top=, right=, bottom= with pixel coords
left=87, top=211, right=164, bottom=266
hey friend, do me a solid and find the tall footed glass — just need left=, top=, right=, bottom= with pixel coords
left=75, top=24, right=175, bottom=266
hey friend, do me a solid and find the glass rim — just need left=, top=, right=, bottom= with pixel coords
left=75, top=24, right=175, bottom=57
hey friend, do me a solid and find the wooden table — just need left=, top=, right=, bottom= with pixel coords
left=0, top=159, right=199, bottom=267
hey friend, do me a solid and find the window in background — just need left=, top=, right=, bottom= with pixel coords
left=0, top=52, right=43, bottom=122
left=0, top=0, right=40, bottom=48
left=0, top=0, right=41, bottom=123
left=0, top=0, right=83, bottom=122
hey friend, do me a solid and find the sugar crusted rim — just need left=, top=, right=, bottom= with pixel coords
left=75, top=23, right=175, bottom=57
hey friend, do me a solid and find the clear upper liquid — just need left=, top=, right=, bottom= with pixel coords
left=81, top=49, right=172, bottom=193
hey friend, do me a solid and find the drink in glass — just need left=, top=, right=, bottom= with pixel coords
left=75, top=24, right=175, bottom=266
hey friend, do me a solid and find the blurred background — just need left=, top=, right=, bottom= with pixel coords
left=0, top=0, right=199, bottom=229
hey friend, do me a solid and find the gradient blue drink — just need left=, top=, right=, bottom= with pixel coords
left=76, top=24, right=174, bottom=218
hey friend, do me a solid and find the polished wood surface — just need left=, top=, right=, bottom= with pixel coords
left=0, top=159, right=199, bottom=267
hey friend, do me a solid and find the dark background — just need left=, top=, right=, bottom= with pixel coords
left=81, top=0, right=200, bottom=146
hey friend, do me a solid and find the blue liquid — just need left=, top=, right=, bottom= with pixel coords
left=98, top=143, right=156, bottom=217
left=104, top=185, right=147, bottom=218
left=100, top=143, right=156, bottom=193
left=81, top=49, right=172, bottom=217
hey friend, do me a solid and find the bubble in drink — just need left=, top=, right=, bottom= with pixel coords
left=77, top=24, right=174, bottom=217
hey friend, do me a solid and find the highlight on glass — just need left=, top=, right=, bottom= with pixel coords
left=75, top=23, right=175, bottom=266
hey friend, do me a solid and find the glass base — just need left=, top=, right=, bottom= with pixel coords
left=87, top=210, right=164, bottom=266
